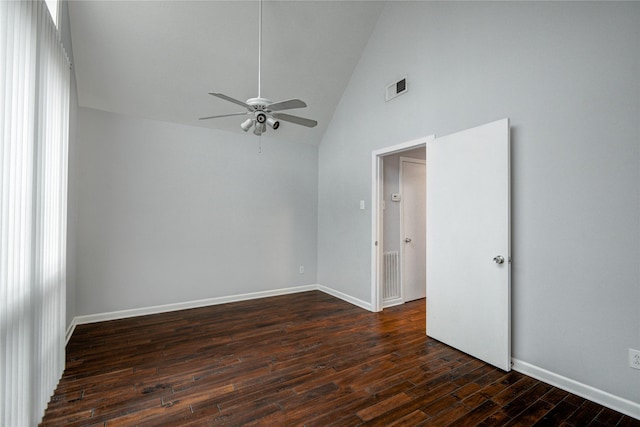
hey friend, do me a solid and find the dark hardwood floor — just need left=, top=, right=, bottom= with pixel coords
left=42, top=291, right=639, bottom=426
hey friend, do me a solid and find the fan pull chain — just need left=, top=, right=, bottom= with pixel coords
left=258, top=134, right=262, bottom=153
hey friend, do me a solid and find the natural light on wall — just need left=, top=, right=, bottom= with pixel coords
left=45, top=0, right=58, bottom=27
left=0, top=0, right=70, bottom=425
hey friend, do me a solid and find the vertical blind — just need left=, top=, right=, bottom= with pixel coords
left=0, top=0, right=70, bottom=425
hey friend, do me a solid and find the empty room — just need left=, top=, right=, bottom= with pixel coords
left=1, top=0, right=639, bottom=425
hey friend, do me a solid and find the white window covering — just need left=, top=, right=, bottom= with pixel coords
left=0, top=0, right=70, bottom=425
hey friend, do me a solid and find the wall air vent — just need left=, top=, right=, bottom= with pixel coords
left=385, top=76, right=408, bottom=102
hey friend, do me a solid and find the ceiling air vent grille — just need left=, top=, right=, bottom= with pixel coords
left=386, top=76, right=408, bottom=102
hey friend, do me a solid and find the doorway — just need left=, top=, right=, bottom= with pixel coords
left=371, top=136, right=433, bottom=312
left=371, top=119, right=511, bottom=370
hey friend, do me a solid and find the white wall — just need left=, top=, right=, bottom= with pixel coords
left=318, top=1, right=639, bottom=407
left=76, top=108, right=318, bottom=315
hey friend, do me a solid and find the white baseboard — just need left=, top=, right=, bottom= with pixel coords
left=66, top=284, right=371, bottom=336
left=72, top=284, right=318, bottom=326
left=383, top=297, right=404, bottom=308
left=65, top=319, right=76, bottom=345
left=317, top=284, right=372, bottom=311
left=512, top=358, right=640, bottom=420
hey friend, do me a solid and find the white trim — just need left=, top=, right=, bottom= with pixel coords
left=65, top=319, right=76, bottom=345
left=317, top=285, right=372, bottom=311
left=73, top=285, right=317, bottom=325
left=371, top=136, right=434, bottom=312
left=371, top=153, right=384, bottom=312
left=399, top=157, right=426, bottom=165
left=371, top=137, right=432, bottom=158
left=382, top=297, right=404, bottom=309
left=67, top=284, right=372, bottom=335
left=512, top=358, right=640, bottom=420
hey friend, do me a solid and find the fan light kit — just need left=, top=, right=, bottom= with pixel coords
left=199, top=0, right=317, bottom=135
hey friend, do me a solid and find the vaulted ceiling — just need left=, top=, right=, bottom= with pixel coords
left=68, top=1, right=385, bottom=145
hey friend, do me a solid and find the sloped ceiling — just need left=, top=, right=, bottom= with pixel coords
left=68, top=1, right=385, bottom=145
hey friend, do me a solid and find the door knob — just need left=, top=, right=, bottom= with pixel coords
left=404, top=238, right=412, bottom=243
left=493, top=255, right=505, bottom=264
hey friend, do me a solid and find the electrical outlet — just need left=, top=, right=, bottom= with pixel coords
left=299, top=265, right=304, bottom=274
left=630, top=349, right=640, bottom=370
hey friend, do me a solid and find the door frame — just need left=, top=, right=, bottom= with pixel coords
left=371, top=135, right=434, bottom=312
left=399, top=156, right=427, bottom=302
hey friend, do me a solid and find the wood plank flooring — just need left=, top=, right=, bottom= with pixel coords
left=42, top=291, right=639, bottom=426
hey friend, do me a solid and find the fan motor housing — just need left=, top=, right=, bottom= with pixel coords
left=247, top=97, right=272, bottom=110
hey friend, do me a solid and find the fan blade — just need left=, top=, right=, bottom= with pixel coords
left=272, top=113, right=318, bottom=128
left=199, top=112, right=249, bottom=120
left=209, top=93, right=252, bottom=109
left=267, top=99, right=307, bottom=112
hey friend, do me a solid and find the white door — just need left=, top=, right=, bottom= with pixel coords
left=400, top=158, right=426, bottom=302
left=426, top=118, right=511, bottom=371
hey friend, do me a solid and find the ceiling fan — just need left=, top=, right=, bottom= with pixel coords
left=199, top=0, right=318, bottom=136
